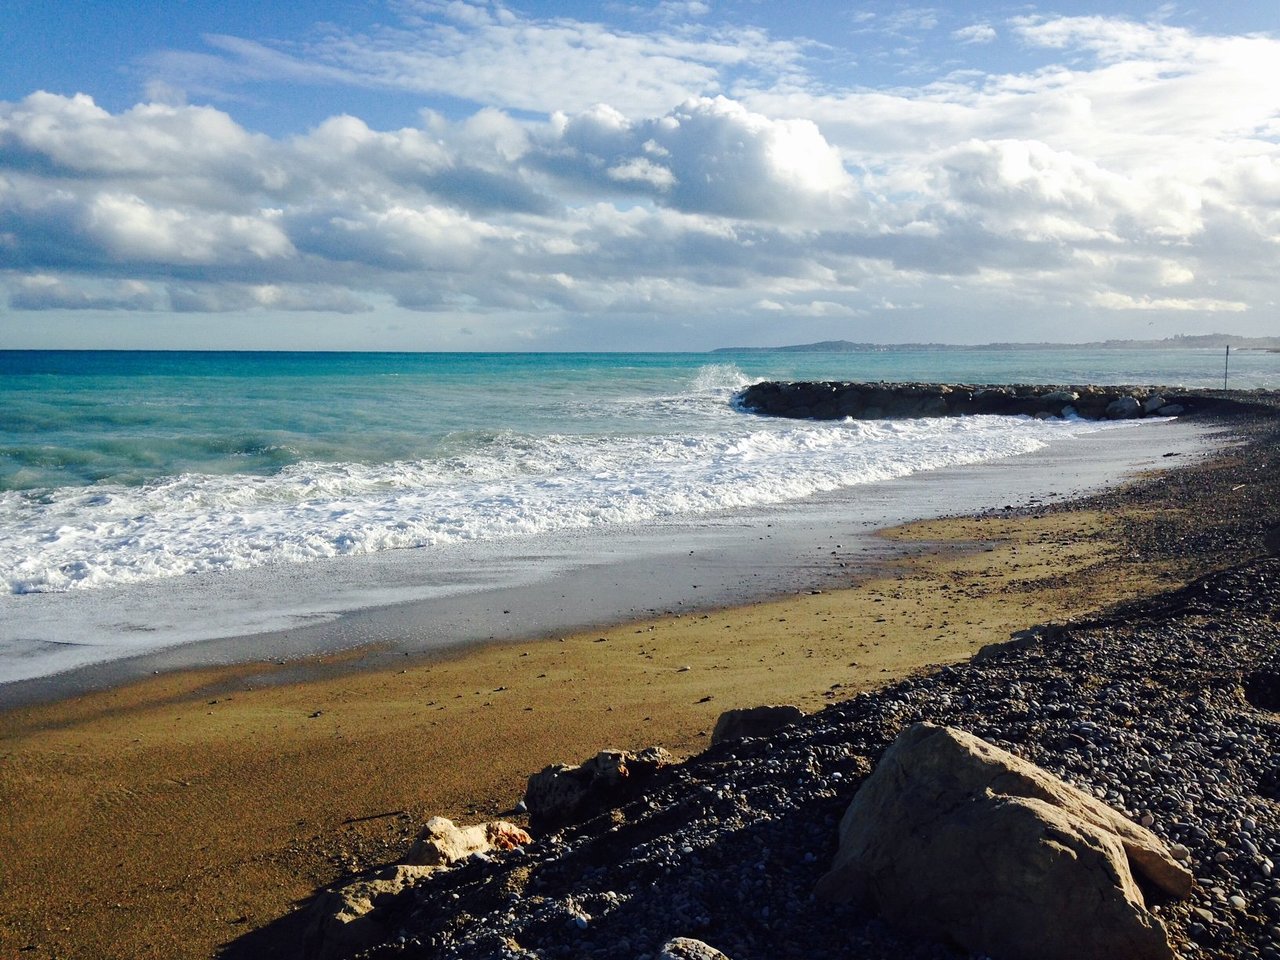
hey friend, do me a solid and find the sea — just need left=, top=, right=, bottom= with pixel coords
left=2, top=347, right=1277, bottom=691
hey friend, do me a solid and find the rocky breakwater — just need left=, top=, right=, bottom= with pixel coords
left=735, top=381, right=1240, bottom=421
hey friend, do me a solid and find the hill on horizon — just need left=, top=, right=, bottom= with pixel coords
left=712, top=335, right=1280, bottom=353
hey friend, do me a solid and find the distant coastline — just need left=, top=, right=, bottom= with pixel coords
left=713, top=334, right=1280, bottom=353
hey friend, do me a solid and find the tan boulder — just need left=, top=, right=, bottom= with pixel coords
left=816, top=723, right=1192, bottom=960
left=710, top=704, right=804, bottom=746
left=404, top=816, right=530, bottom=867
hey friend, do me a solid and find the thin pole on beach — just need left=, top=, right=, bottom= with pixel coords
left=1224, top=345, right=1231, bottom=393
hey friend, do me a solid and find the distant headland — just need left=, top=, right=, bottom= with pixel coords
left=712, top=334, right=1280, bottom=353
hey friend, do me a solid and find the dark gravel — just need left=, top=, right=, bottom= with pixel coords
left=340, top=401, right=1280, bottom=960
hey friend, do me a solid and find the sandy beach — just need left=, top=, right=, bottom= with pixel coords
left=0, top=420, right=1236, bottom=960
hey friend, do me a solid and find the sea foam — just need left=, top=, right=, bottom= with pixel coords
left=2, top=404, right=1131, bottom=595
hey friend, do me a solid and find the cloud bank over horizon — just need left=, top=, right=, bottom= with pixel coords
left=1, top=2, right=1278, bottom=350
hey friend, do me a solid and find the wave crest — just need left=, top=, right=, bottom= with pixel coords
left=689, top=363, right=755, bottom=395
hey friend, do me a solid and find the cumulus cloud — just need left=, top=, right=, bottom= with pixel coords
left=538, top=97, right=857, bottom=220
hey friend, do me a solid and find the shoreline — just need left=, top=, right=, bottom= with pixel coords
left=1, top=410, right=1271, bottom=959
left=0, top=415, right=1220, bottom=709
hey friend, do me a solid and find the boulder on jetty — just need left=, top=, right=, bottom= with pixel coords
left=524, top=746, right=673, bottom=833
left=305, top=816, right=530, bottom=960
left=735, top=380, right=1215, bottom=422
left=816, top=723, right=1192, bottom=960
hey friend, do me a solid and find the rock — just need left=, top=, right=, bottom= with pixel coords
left=1156, top=404, right=1185, bottom=416
left=657, top=937, right=735, bottom=959
left=525, top=746, right=673, bottom=832
left=974, top=625, right=1059, bottom=663
left=1042, top=390, right=1080, bottom=404
left=404, top=816, right=531, bottom=867
left=816, top=723, right=1191, bottom=960
left=305, top=864, right=436, bottom=960
left=305, top=817, right=531, bottom=959
left=738, top=381, right=1223, bottom=422
left=1106, top=396, right=1143, bottom=419
left=710, top=704, right=804, bottom=746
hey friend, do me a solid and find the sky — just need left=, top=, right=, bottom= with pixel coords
left=1, top=1, right=1278, bottom=351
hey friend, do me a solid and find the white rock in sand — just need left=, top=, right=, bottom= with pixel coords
left=404, top=816, right=531, bottom=867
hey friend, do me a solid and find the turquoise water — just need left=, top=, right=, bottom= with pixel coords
left=1, top=347, right=1275, bottom=598
left=4, top=348, right=1273, bottom=492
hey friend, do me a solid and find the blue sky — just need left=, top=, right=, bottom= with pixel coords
left=1, top=1, right=1278, bottom=350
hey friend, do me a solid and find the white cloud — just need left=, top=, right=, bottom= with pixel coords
left=1091, top=292, right=1247, bottom=312
left=1011, top=15, right=1189, bottom=62
left=145, top=3, right=805, bottom=118
left=953, top=24, right=996, bottom=45
left=606, top=157, right=677, bottom=190
left=539, top=96, right=857, bottom=221
left=85, top=193, right=295, bottom=263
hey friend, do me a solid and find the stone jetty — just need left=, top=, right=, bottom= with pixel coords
left=735, top=381, right=1263, bottom=421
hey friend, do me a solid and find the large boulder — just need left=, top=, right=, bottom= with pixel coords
left=1106, top=395, right=1143, bottom=419
left=525, top=746, right=673, bottom=833
left=710, top=704, right=804, bottom=746
left=816, top=723, right=1192, bottom=960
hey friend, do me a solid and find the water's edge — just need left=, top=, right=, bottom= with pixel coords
left=0, top=416, right=1219, bottom=709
